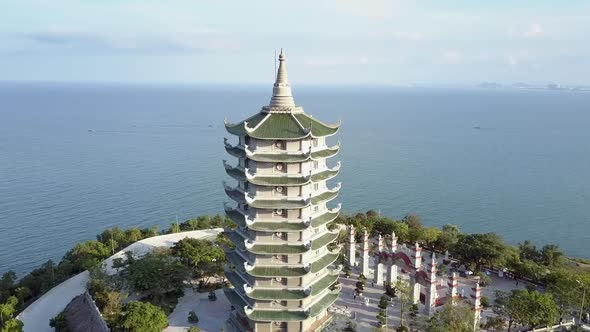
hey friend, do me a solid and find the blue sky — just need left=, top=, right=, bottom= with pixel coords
left=1, top=0, right=589, bottom=85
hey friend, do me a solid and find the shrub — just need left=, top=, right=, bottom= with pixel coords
left=188, top=310, right=199, bottom=323
left=480, top=295, right=490, bottom=308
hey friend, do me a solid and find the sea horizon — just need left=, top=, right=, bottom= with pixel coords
left=1, top=82, right=589, bottom=275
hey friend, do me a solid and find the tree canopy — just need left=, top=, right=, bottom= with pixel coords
left=116, top=301, right=168, bottom=332
left=427, top=302, right=474, bottom=332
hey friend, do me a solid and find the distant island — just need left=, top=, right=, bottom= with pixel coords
left=477, top=81, right=590, bottom=91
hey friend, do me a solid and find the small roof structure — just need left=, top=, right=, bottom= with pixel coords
left=62, top=292, right=109, bottom=332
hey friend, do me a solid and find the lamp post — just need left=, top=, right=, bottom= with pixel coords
left=577, top=280, right=587, bottom=323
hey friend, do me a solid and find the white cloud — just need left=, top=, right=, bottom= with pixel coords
left=322, top=0, right=405, bottom=19
left=524, top=23, right=544, bottom=38
left=441, top=50, right=461, bottom=64
left=20, top=25, right=235, bottom=55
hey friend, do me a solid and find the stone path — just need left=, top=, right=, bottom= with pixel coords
left=16, top=228, right=222, bottom=332
left=166, top=288, right=232, bottom=332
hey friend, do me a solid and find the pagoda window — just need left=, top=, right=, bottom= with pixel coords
left=313, top=160, right=319, bottom=169
left=274, top=140, right=285, bottom=150
left=313, top=183, right=319, bottom=191
left=244, top=135, right=250, bottom=145
left=313, top=138, right=319, bottom=147
left=244, top=159, right=250, bottom=168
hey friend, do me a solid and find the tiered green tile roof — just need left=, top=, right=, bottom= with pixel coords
left=225, top=112, right=340, bottom=140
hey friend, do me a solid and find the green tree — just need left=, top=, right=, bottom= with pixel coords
left=427, top=302, right=474, bottom=332
left=168, top=223, right=181, bottom=234
left=518, top=240, right=539, bottom=262
left=49, top=311, right=68, bottom=332
left=98, top=227, right=127, bottom=253
left=0, top=272, right=16, bottom=302
left=545, top=270, right=580, bottom=319
left=436, top=224, right=460, bottom=253
left=0, top=296, right=18, bottom=326
left=402, top=215, right=424, bottom=243
left=116, top=301, right=168, bottom=332
left=125, top=252, right=189, bottom=301
left=141, top=227, right=159, bottom=238
left=452, top=233, right=506, bottom=271
left=391, top=222, right=409, bottom=244
left=211, top=214, right=224, bottom=228
left=125, top=228, right=144, bottom=244
left=394, top=280, right=413, bottom=328
left=1, top=318, right=23, bottom=332
left=493, top=289, right=559, bottom=331
left=540, top=244, right=564, bottom=267
left=63, top=240, right=111, bottom=272
left=171, top=238, right=225, bottom=281
left=422, top=227, right=441, bottom=248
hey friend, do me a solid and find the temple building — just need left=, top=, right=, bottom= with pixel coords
left=222, top=50, right=342, bottom=332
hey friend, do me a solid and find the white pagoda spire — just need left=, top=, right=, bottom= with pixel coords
left=269, top=49, right=296, bottom=107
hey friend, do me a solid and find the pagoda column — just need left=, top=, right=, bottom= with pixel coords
left=472, top=282, right=482, bottom=331
left=411, top=242, right=422, bottom=304
left=347, top=225, right=356, bottom=267
left=361, top=230, right=370, bottom=276
left=425, top=252, right=438, bottom=316
left=448, top=272, right=459, bottom=304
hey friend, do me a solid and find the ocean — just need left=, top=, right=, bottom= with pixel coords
left=0, top=82, right=589, bottom=275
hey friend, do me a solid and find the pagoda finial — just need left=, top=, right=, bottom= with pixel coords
left=269, top=48, right=295, bottom=108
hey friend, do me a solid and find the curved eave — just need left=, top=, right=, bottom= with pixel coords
left=311, top=210, right=340, bottom=228
left=311, top=167, right=339, bottom=182
left=246, top=272, right=339, bottom=302
left=310, top=145, right=340, bottom=160
left=225, top=187, right=246, bottom=204
left=311, top=231, right=339, bottom=250
left=293, top=113, right=341, bottom=139
left=311, top=252, right=339, bottom=273
left=309, top=291, right=339, bottom=318
left=248, top=243, right=308, bottom=255
left=245, top=290, right=340, bottom=322
left=248, top=265, right=308, bottom=278
left=224, top=113, right=268, bottom=137
left=225, top=166, right=246, bottom=182
left=248, top=222, right=307, bottom=232
left=248, top=288, right=308, bottom=301
left=230, top=251, right=338, bottom=278
left=247, top=167, right=338, bottom=187
left=246, top=144, right=340, bottom=163
left=225, top=208, right=246, bottom=228
left=248, top=175, right=308, bottom=187
left=225, top=144, right=246, bottom=159
left=311, top=186, right=340, bottom=205
left=247, top=198, right=308, bottom=209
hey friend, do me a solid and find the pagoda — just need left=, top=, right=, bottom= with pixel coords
left=222, top=50, right=342, bottom=332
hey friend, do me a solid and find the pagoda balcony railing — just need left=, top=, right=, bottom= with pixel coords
left=223, top=181, right=245, bottom=193
left=244, top=167, right=311, bottom=182
left=327, top=264, right=343, bottom=276
left=223, top=159, right=244, bottom=172
left=311, top=141, right=340, bottom=154
left=324, top=203, right=342, bottom=215
left=224, top=137, right=245, bottom=150
left=245, top=193, right=310, bottom=205
left=245, top=144, right=311, bottom=158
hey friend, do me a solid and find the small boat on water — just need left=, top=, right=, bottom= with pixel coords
left=473, top=125, right=481, bottom=129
